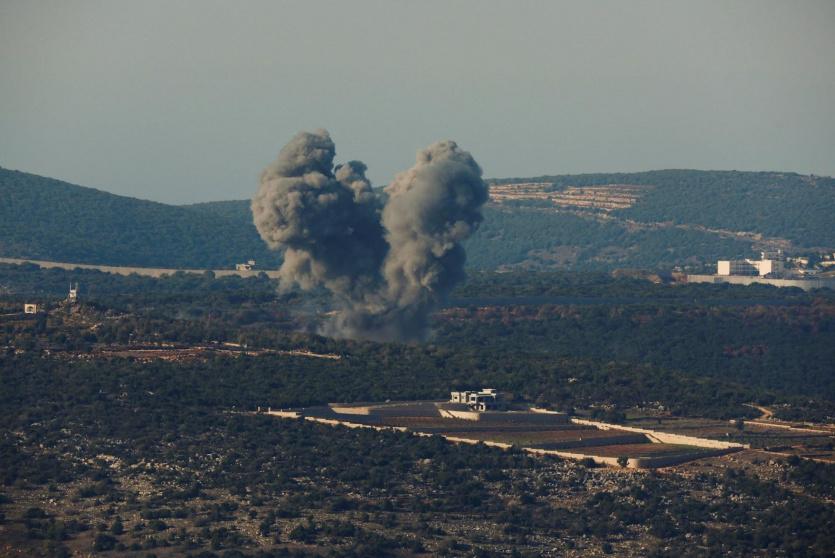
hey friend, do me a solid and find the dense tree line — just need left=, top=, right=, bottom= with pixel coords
left=454, top=269, right=830, bottom=301
left=0, top=263, right=287, bottom=314
left=438, top=302, right=835, bottom=401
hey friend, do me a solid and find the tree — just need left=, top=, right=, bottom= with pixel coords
left=110, top=517, right=124, bottom=535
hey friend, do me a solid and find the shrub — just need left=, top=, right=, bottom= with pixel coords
left=93, top=533, right=117, bottom=551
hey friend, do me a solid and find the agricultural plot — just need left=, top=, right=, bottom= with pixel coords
left=291, top=402, right=738, bottom=468
left=623, top=414, right=835, bottom=462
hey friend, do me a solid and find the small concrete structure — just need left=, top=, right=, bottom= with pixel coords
left=23, top=303, right=41, bottom=314
left=235, top=260, right=257, bottom=271
left=67, top=283, right=79, bottom=304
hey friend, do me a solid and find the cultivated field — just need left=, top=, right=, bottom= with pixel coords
left=293, top=402, right=733, bottom=469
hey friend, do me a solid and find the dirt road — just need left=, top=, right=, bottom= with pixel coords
left=0, top=257, right=281, bottom=279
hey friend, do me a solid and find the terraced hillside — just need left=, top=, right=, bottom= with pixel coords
left=490, top=182, right=648, bottom=211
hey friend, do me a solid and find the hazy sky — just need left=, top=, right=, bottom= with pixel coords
left=1, top=1, right=834, bottom=204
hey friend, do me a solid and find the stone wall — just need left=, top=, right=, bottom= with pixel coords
left=438, top=408, right=569, bottom=425
left=570, top=418, right=749, bottom=449
left=537, top=433, right=648, bottom=450
left=687, top=273, right=835, bottom=291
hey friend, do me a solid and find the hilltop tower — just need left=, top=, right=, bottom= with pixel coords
left=68, top=282, right=79, bottom=304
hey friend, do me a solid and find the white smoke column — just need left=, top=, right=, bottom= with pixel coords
left=252, top=130, right=487, bottom=342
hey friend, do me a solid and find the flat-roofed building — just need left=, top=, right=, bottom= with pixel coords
left=718, top=255, right=784, bottom=277
left=717, top=260, right=757, bottom=276
left=450, top=388, right=503, bottom=412
left=752, top=258, right=784, bottom=276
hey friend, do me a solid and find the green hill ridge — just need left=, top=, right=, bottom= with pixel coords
left=0, top=168, right=280, bottom=269
left=1, top=166, right=833, bottom=271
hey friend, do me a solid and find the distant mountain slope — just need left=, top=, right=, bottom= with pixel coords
left=465, top=206, right=755, bottom=271
left=1, top=166, right=832, bottom=271
left=182, top=199, right=253, bottom=221
left=492, top=170, right=835, bottom=247
left=0, top=168, right=279, bottom=269
left=617, top=171, right=835, bottom=248
left=473, top=169, right=835, bottom=271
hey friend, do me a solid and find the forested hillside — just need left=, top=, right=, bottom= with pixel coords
left=1, top=166, right=832, bottom=271
left=465, top=206, right=754, bottom=270
left=0, top=168, right=280, bottom=269
left=494, top=170, right=835, bottom=245
left=469, top=170, right=835, bottom=270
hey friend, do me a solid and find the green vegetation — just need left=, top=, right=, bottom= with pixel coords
left=472, top=169, right=835, bottom=270
left=455, top=269, right=830, bottom=301
left=0, top=168, right=280, bottom=269
left=448, top=272, right=835, bottom=419
left=614, top=170, right=835, bottom=248
left=1, top=264, right=834, bottom=556
left=2, top=351, right=834, bottom=556
left=439, top=303, right=835, bottom=402
left=2, top=263, right=833, bottom=420
left=3, top=167, right=834, bottom=271
left=0, top=261, right=278, bottom=301
left=465, top=205, right=753, bottom=270
left=497, top=169, right=835, bottom=247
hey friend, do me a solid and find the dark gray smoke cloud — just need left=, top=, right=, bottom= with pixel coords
left=252, top=129, right=487, bottom=342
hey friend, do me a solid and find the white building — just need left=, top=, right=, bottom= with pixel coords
left=450, top=388, right=502, bottom=412
left=717, top=260, right=757, bottom=276
left=235, top=260, right=256, bottom=271
left=752, top=258, right=784, bottom=276
left=717, top=251, right=784, bottom=277
left=24, top=303, right=41, bottom=314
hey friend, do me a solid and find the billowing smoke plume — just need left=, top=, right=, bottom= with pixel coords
left=252, top=129, right=487, bottom=342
